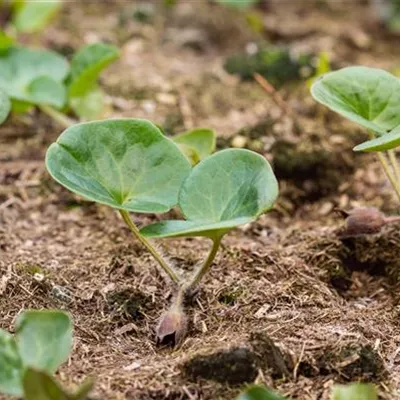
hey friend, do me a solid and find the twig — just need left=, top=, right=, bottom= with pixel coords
left=253, top=73, right=293, bottom=116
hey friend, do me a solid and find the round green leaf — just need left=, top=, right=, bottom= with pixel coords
left=0, top=330, right=24, bottom=397
left=332, top=383, right=377, bottom=400
left=141, top=149, right=278, bottom=239
left=13, top=0, right=62, bottom=34
left=0, top=89, right=10, bottom=124
left=173, top=128, right=216, bottom=164
left=311, top=66, right=400, bottom=135
left=46, top=119, right=192, bottom=214
left=0, top=47, right=69, bottom=107
left=237, top=385, right=288, bottom=400
left=15, top=310, right=73, bottom=374
left=354, top=125, right=400, bottom=152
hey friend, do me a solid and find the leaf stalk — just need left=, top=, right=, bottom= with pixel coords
left=119, top=210, right=180, bottom=285
left=39, top=105, right=75, bottom=129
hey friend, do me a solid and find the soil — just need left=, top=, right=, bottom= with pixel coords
left=1, top=1, right=400, bottom=399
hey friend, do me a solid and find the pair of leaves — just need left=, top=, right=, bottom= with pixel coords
left=46, top=119, right=278, bottom=240
left=0, top=42, right=119, bottom=120
left=238, top=383, right=377, bottom=400
left=12, top=0, right=62, bottom=34
left=311, top=66, right=400, bottom=152
left=0, top=310, right=72, bottom=397
left=173, top=128, right=216, bottom=165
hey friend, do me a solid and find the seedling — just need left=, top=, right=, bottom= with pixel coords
left=312, top=66, right=400, bottom=229
left=46, top=118, right=278, bottom=344
left=237, top=383, right=377, bottom=400
left=173, top=128, right=216, bottom=164
left=0, top=42, right=119, bottom=127
left=0, top=309, right=93, bottom=399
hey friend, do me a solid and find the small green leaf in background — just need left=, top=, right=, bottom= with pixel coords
left=13, top=0, right=62, bottom=34
left=23, top=369, right=69, bottom=400
left=0, top=330, right=24, bottom=397
left=0, top=89, right=11, bottom=124
left=23, top=369, right=93, bottom=400
left=215, top=0, right=259, bottom=9
left=237, top=385, right=288, bottom=400
left=173, top=128, right=216, bottom=164
left=307, top=51, right=330, bottom=88
left=68, top=43, right=119, bottom=120
left=311, top=66, right=400, bottom=136
left=332, top=383, right=377, bottom=400
left=0, top=30, right=14, bottom=52
left=15, top=310, right=73, bottom=374
left=0, top=47, right=69, bottom=108
left=141, top=148, right=278, bottom=239
left=46, top=119, right=192, bottom=214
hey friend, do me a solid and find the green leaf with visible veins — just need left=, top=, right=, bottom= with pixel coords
left=140, top=148, right=278, bottom=239
left=0, top=330, right=24, bottom=397
left=0, top=47, right=69, bottom=108
left=0, top=89, right=10, bottom=124
left=16, top=310, right=73, bottom=374
left=13, top=0, right=62, bottom=33
left=46, top=119, right=192, bottom=214
left=332, top=383, right=377, bottom=400
left=311, top=66, right=400, bottom=136
left=173, top=128, right=216, bottom=164
left=237, top=385, right=288, bottom=400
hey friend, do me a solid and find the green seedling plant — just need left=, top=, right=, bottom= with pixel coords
left=46, top=118, right=278, bottom=344
left=0, top=42, right=119, bottom=127
left=311, top=66, right=400, bottom=234
left=0, top=309, right=93, bottom=399
left=238, top=383, right=377, bottom=400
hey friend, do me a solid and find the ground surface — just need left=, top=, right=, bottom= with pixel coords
left=1, top=1, right=400, bottom=399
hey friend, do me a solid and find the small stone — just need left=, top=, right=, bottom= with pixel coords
left=231, top=135, right=247, bottom=148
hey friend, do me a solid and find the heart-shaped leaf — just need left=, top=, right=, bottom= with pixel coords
left=13, top=0, right=62, bottom=33
left=46, top=119, right=192, bottom=213
left=68, top=43, right=119, bottom=119
left=354, top=125, right=400, bottom=152
left=0, top=89, right=10, bottom=124
left=237, top=385, right=288, bottom=400
left=0, top=330, right=24, bottom=397
left=311, top=66, right=400, bottom=136
left=141, top=149, right=278, bottom=239
left=173, top=128, right=216, bottom=164
left=15, top=310, right=73, bottom=374
left=331, top=383, right=377, bottom=400
left=0, top=47, right=69, bottom=108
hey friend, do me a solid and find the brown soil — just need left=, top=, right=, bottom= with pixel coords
left=1, top=1, right=400, bottom=399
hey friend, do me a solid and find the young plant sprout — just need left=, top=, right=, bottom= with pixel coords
left=237, top=383, right=377, bottom=400
left=46, top=118, right=278, bottom=344
left=0, top=310, right=93, bottom=399
left=312, top=66, right=400, bottom=231
left=0, top=43, right=119, bottom=127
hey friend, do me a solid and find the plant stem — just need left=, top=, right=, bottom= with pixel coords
left=388, top=150, right=400, bottom=188
left=186, top=236, right=222, bottom=289
left=119, top=210, right=180, bottom=285
left=376, top=151, right=400, bottom=203
left=39, top=105, right=75, bottom=129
